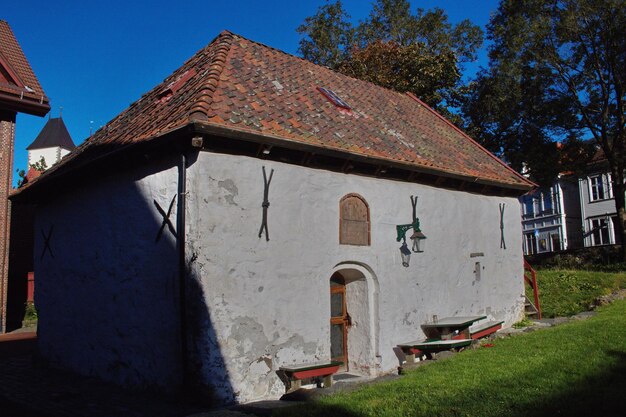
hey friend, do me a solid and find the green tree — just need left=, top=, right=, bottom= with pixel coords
left=338, top=40, right=459, bottom=110
left=297, top=0, right=483, bottom=110
left=462, top=64, right=594, bottom=185
left=16, top=156, right=47, bottom=188
left=355, top=1, right=482, bottom=63
left=296, top=0, right=354, bottom=69
left=465, top=0, right=625, bottom=257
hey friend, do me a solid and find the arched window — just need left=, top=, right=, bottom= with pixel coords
left=339, top=194, right=370, bottom=246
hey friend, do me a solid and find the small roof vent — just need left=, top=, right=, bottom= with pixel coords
left=318, top=87, right=351, bottom=110
left=157, top=68, right=197, bottom=104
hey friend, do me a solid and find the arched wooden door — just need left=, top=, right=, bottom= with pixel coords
left=330, top=273, right=349, bottom=369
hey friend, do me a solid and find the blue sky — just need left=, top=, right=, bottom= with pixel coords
left=4, top=0, right=499, bottom=184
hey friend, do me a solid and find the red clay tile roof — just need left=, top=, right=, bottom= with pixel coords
left=18, top=30, right=534, bottom=194
left=0, top=20, right=49, bottom=116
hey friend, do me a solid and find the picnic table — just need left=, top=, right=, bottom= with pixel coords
left=398, top=315, right=504, bottom=372
left=398, top=338, right=473, bottom=363
left=420, top=315, right=487, bottom=340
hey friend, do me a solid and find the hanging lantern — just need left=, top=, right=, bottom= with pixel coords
left=395, top=195, right=427, bottom=266
left=410, top=230, right=426, bottom=253
left=399, top=242, right=412, bottom=267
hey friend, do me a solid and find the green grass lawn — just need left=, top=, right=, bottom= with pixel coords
left=275, top=300, right=626, bottom=417
left=534, top=269, right=626, bottom=317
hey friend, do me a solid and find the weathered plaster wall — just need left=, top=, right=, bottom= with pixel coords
left=186, top=151, right=526, bottom=404
left=34, top=156, right=183, bottom=389
left=33, top=148, right=526, bottom=404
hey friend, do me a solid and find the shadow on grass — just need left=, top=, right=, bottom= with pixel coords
left=274, top=349, right=626, bottom=417
left=274, top=402, right=365, bottom=417
left=518, top=350, right=626, bottom=417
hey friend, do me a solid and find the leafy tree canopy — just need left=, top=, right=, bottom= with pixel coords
left=463, top=0, right=625, bottom=256
left=297, top=0, right=483, bottom=110
left=465, top=0, right=624, bottom=184
left=296, top=1, right=354, bottom=69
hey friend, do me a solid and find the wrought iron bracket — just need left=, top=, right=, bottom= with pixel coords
left=395, top=195, right=420, bottom=242
left=155, top=195, right=178, bottom=242
left=41, top=225, right=54, bottom=260
left=258, top=166, right=274, bottom=241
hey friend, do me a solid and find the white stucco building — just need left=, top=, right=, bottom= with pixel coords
left=13, top=31, right=535, bottom=405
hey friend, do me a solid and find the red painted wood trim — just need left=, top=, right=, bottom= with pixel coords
left=471, top=324, right=502, bottom=340
left=524, top=259, right=542, bottom=319
left=291, top=365, right=340, bottom=380
left=409, top=348, right=423, bottom=355
left=0, top=51, right=26, bottom=87
left=26, top=271, right=34, bottom=303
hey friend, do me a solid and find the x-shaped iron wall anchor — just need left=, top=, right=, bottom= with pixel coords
left=258, top=166, right=274, bottom=241
left=41, top=225, right=54, bottom=260
left=154, top=195, right=177, bottom=242
left=499, top=203, right=506, bottom=250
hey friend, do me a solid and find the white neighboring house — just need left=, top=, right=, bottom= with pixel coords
left=26, top=117, right=75, bottom=169
left=578, top=153, right=621, bottom=247
left=520, top=177, right=583, bottom=255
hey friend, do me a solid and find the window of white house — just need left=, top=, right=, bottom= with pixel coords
left=589, top=174, right=612, bottom=201
left=523, top=195, right=534, bottom=217
left=538, top=237, right=548, bottom=252
left=525, top=233, right=537, bottom=255
left=543, top=190, right=553, bottom=214
left=590, top=217, right=611, bottom=246
left=612, top=216, right=621, bottom=245
left=551, top=233, right=561, bottom=251
left=533, top=197, right=542, bottom=215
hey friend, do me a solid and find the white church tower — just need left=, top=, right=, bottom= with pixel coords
left=27, top=116, right=75, bottom=169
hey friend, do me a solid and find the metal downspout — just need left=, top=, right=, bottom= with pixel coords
left=177, top=153, right=189, bottom=388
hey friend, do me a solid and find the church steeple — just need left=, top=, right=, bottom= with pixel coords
left=27, top=115, right=75, bottom=168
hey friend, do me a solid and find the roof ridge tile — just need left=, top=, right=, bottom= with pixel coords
left=188, top=31, right=236, bottom=122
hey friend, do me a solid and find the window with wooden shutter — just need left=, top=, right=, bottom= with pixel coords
left=339, top=194, right=370, bottom=246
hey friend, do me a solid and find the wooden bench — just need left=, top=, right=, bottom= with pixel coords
left=469, top=320, right=503, bottom=340
left=279, top=361, right=342, bottom=392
